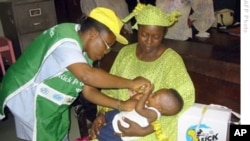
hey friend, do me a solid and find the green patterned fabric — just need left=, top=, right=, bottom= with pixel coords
left=123, top=3, right=180, bottom=29
left=97, top=43, right=195, bottom=141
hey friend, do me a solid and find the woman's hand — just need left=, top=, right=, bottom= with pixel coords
left=89, top=112, right=106, bottom=139
left=131, top=76, right=151, bottom=93
left=115, top=117, right=154, bottom=137
left=122, top=84, right=154, bottom=111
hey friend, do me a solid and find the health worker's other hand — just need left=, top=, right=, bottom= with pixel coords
left=132, top=76, right=151, bottom=93
left=89, top=112, right=106, bottom=139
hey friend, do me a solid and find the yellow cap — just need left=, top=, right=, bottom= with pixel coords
left=89, top=7, right=128, bottom=45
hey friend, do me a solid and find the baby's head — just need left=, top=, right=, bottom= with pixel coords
left=147, top=88, right=183, bottom=116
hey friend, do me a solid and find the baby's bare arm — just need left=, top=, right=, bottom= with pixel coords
left=135, top=85, right=157, bottom=122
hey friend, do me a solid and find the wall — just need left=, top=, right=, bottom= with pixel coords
left=0, top=20, right=4, bottom=36
left=213, top=0, right=240, bottom=22
left=0, top=0, right=9, bottom=36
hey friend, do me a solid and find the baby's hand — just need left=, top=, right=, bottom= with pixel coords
left=143, top=84, right=154, bottom=95
left=129, top=83, right=152, bottom=97
left=128, top=89, right=137, bottom=97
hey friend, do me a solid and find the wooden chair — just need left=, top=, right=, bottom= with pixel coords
left=0, top=37, right=16, bottom=75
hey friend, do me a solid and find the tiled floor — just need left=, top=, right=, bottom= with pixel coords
left=0, top=107, right=81, bottom=141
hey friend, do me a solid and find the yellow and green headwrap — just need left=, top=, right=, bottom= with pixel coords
left=122, top=3, right=180, bottom=30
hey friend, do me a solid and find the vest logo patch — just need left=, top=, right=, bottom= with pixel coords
left=38, top=84, right=75, bottom=105
left=52, top=94, right=64, bottom=102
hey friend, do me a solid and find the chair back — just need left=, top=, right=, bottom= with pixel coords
left=0, top=37, right=16, bottom=75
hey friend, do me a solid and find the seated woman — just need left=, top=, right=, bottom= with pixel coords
left=86, top=3, right=195, bottom=141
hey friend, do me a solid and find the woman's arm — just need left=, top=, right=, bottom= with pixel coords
left=83, top=85, right=139, bottom=111
left=68, top=63, right=151, bottom=91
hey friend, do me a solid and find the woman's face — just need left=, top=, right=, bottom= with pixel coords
left=87, top=30, right=116, bottom=61
left=137, top=25, right=165, bottom=53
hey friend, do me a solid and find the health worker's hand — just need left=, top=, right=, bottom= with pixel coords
left=131, top=76, right=151, bottom=93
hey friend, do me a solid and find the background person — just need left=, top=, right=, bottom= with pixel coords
left=156, top=0, right=193, bottom=40
left=80, top=0, right=133, bottom=35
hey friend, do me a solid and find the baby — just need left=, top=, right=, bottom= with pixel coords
left=97, top=86, right=184, bottom=141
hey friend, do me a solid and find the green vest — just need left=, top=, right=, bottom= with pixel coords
left=0, top=23, right=93, bottom=141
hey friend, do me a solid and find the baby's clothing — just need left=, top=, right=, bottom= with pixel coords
left=98, top=106, right=161, bottom=141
